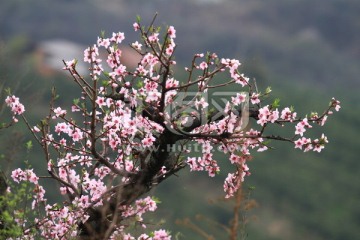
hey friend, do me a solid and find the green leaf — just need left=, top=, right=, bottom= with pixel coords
left=103, top=71, right=110, bottom=78
left=271, top=98, right=280, bottom=108
left=41, top=119, right=48, bottom=126
left=206, top=51, right=211, bottom=60
left=152, top=196, right=162, bottom=204
left=25, top=140, right=33, bottom=150
left=310, top=112, right=318, bottom=118
left=4, top=87, right=11, bottom=95
left=137, top=81, right=144, bottom=88
left=100, top=30, right=105, bottom=38
left=73, top=98, right=80, bottom=105
left=101, top=80, right=109, bottom=87
left=265, top=86, right=272, bottom=94
left=136, top=15, right=141, bottom=23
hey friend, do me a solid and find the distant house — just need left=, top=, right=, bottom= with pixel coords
left=36, top=40, right=87, bottom=76
left=35, top=39, right=142, bottom=77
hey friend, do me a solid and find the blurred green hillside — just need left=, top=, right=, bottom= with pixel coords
left=1, top=0, right=359, bottom=239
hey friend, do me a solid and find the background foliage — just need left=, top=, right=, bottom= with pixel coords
left=0, top=0, right=359, bottom=239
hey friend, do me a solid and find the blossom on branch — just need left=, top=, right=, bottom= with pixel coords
left=6, top=16, right=340, bottom=239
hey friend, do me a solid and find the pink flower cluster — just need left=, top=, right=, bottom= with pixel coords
left=7, top=19, right=340, bottom=238
left=224, top=172, right=242, bottom=199
left=121, top=196, right=157, bottom=220
left=35, top=205, right=88, bottom=239
left=291, top=98, right=340, bottom=153
left=256, top=105, right=279, bottom=126
left=11, top=168, right=46, bottom=219
left=11, top=168, right=39, bottom=184
left=121, top=229, right=171, bottom=240
left=5, top=95, right=25, bottom=122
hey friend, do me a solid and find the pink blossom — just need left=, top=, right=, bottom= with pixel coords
left=165, top=38, right=176, bottom=56
left=186, top=157, right=203, bottom=171
left=136, top=196, right=157, bottom=214
left=111, top=32, right=125, bottom=44
left=145, top=90, right=161, bottom=103
left=145, top=80, right=158, bottom=92
left=294, top=138, right=304, bottom=149
left=165, top=77, right=179, bottom=88
left=92, top=64, right=103, bottom=77
left=32, top=185, right=46, bottom=209
left=132, top=41, right=142, bottom=51
left=55, top=122, right=70, bottom=134
left=74, top=195, right=90, bottom=208
left=202, top=142, right=213, bottom=153
left=70, top=128, right=84, bottom=142
left=63, top=59, right=76, bottom=70
left=206, top=164, right=220, bottom=177
left=142, top=135, right=156, bottom=147
left=11, top=103, right=25, bottom=115
left=148, top=33, right=159, bottom=43
left=331, top=98, right=341, bottom=111
left=312, top=134, right=328, bottom=152
left=5, top=95, right=19, bottom=106
left=167, top=26, right=176, bottom=38
left=153, top=229, right=171, bottom=240
left=110, top=64, right=127, bottom=77
left=224, top=172, right=240, bottom=198
left=26, top=169, right=39, bottom=184
left=229, top=153, right=241, bottom=164
left=72, top=105, right=80, bottom=112
left=256, top=105, right=270, bottom=126
left=11, top=168, right=25, bottom=183
left=313, top=143, right=324, bottom=152
left=198, top=61, right=208, bottom=70
left=251, top=93, right=260, bottom=104
left=53, top=107, right=67, bottom=117
left=123, top=233, right=135, bottom=240
left=96, top=96, right=107, bottom=107
left=281, top=107, right=297, bottom=122
left=268, top=108, right=279, bottom=123
left=138, top=234, right=150, bottom=240
left=295, top=124, right=306, bottom=136
left=257, top=145, right=268, bottom=152
left=32, top=126, right=41, bottom=132
left=159, top=166, right=167, bottom=175
left=97, top=37, right=111, bottom=48
left=231, top=92, right=247, bottom=106
left=295, top=118, right=312, bottom=136
left=84, top=45, right=99, bottom=63
left=125, top=160, right=136, bottom=172
left=234, top=73, right=249, bottom=87
left=5, top=95, right=25, bottom=115
left=107, top=50, right=121, bottom=69
left=194, top=97, right=209, bottom=109
left=319, top=115, right=328, bottom=126
left=12, top=169, right=37, bottom=184
left=141, top=53, right=159, bottom=66
left=221, top=58, right=240, bottom=68
left=133, top=22, right=140, bottom=31
left=166, top=45, right=174, bottom=56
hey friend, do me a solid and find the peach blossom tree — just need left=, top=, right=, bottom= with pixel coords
left=4, top=16, right=340, bottom=239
